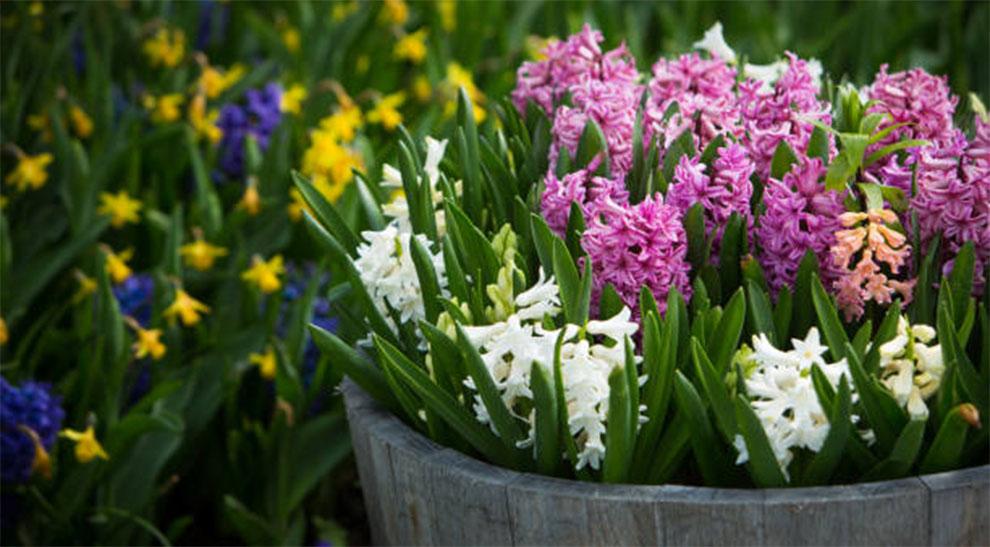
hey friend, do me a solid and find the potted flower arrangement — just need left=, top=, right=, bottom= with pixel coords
left=298, top=22, right=988, bottom=547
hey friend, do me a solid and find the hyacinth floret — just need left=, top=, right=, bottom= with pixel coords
left=831, top=209, right=916, bottom=321
left=733, top=328, right=853, bottom=481
left=756, top=157, right=846, bottom=294
left=459, top=272, right=642, bottom=471
left=217, top=82, right=283, bottom=178
left=581, top=195, right=692, bottom=318
left=738, top=52, right=832, bottom=180
left=539, top=158, right=628, bottom=238
left=643, top=52, right=741, bottom=153
left=665, top=143, right=755, bottom=260
left=1, top=377, right=65, bottom=484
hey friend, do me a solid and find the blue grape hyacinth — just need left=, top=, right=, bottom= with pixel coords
left=1, top=377, right=65, bottom=484
left=112, top=273, right=155, bottom=326
left=216, top=82, right=283, bottom=179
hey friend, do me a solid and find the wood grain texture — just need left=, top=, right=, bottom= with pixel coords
left=921, top=466, right=990, bottom=546
left=655, top=485, right=764, bottom=546
left=428, top=448, right=516, bottom=546
left=762, top=479, right=929, bottom=546
left=343, top=381, right=990, bottom=547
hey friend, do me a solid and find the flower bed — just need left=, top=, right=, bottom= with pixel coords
left=304, top=23, right=989, bottom=493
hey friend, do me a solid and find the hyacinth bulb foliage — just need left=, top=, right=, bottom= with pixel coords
left=302, top=26, right=989, bottom=486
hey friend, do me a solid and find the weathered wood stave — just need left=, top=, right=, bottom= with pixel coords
left=343, top=379, right=990, bottom=546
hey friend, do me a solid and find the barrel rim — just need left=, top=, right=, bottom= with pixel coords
left=342, top=378, right=990, bottom=501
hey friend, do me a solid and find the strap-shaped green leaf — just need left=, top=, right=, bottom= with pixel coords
left=455, top=324, right=526, bottom=448
left=603, top=364, right=633, bottom=483
left=718, top=212, right=745, bottom=301
left=939, top=302, right=989, bottom=412
left=301, top=213, right=401, bottom=348
left=734, top=394, right=789, bottom=487
left=409, top=236, right=442, bottom=324
left=792, top=249, right=820, bottom=338
left=920, top=403, right=981, bottom=474
left=803, top=374, right=851, bottom=485
left=551, top=330, right=593, bottom=480
left=675, top=372, right=729, bottom=485
left=373, top=334, right=517, bottom=468
left=948, top=241, right=975, bottom=327
left=746, top=280, right=783, bottom=345
left=530, top=361, right=561, bottom=476
left=773, top=286, right=793, bottom=344
left=710, top=288, right=746, bottom=374
left=860, top=419, right=926, bottom=481
left=292, top=170, right=360, bottom=254
left=811, top=273, right=851, bottom=362
left=692, top=339, right=737, bottom=443
left=845, top=342, right=908, bottom=454
left=770, top=139, right=798, bottom=179
left=419, top=321, right=466, bottom=400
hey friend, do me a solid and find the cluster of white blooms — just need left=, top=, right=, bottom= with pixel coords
left=877, top=315, right=943, bottom=420
left=381, top=137, right=450, bottom=235
left=458, top=270, right=642, bottom=471
left=353, top=137, right=451, bottom=344
left=693, top=21, right=823, bottom=90
left=733, top=328, right=852, bottom=481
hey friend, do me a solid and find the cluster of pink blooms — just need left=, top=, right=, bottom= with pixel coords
left=642, top=52, right=741, bottom=153
left=865, top=66, right=990, bottom=293
left=541, top=158, right=628, bottom=237
left=756, top=157, right=847, bottom=293
left=666, top=143, right=755, bottom=260
left=516, top=24, right=988, bottom=320
left=831, top=210, right=916, bottom=321
left=513, top=25, right=641, bottom=177
left=737, top=52, right=833, bottom=180
left=581, top=196, right=692, bottom=317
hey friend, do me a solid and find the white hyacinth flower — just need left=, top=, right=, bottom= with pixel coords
left=455, top=272, right=641, bottom=471
left=877, top=315, right=943, bottom=418
left=380, top=137, right=451, bottom=236
left=692, top=22, right=737, bottom=64
left=353, top=224, right=448, bottom=346
left=736, top=327, right=854, bottom=481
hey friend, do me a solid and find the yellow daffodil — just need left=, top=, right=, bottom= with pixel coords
left=0, top=317, right=7, bottom=346
left=366, top=92, right=405, bottom=131
left=104, top=247, right=133, bottom=284
left=132, top=325, right=166, bottom=360
left=444, top=62, right=486, bottom=123
left=382, top=0, right=408, bottom=25
left=197, top=63, right=244, bottom=99
left=319, top=103, right=363, bottom=142
left=27, top=110, right=53, bottom=143
left=282, top=27, right=300, bottom=53
left=60, top=426, right=109, bottom=463
left=97, top=190, right=142, bottom=228
left=189, top=93, right=222, bottom=144
left=241, top=254, right=285, bottom=294
left=164, top=288, right=210, bottom=326
left=143, top=27, right=186, bottom=68
left=437, top=0, right=456, bottom=31
left=179, top=238, right=228, bottom=271
left=300, top=131, right=362, bottom=201
left=72, top=270, right=98, bottom=303
left=249, top=347, right=277, bottom=380
left=17, top=425, right=52, bottom=479
left=331, top=1, right=358, bottom=21
left=6, top=152, right=53, bottom=192
left=280, top=84, right=308, bottom=115
left=394, top=29, right=428, bottom=64
left=144, top=93, right=184, bottom=124
left=412, top=75, right=432, bottom=102
left=237, top=179, right=262, bottom=216
left=69, top=105, right=93, bottom=138
left=287, top=188, right=308, bottom=222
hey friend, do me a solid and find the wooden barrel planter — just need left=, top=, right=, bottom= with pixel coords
left=342, top=380, right=990, bottom=546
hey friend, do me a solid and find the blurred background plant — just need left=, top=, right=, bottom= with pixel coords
left=0, top=0, right=986, bottom=545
